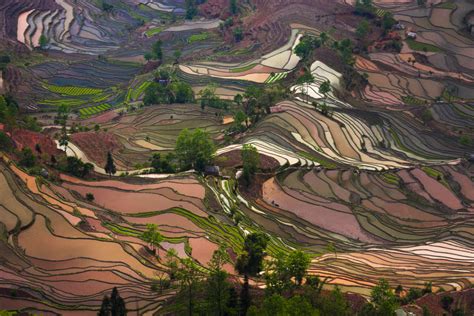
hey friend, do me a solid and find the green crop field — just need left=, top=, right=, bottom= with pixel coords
left=79, top=103, right=111, bottom=118
left=188, top=32, right=210, bottom=43
left=44, top=84, right=103, bottom=96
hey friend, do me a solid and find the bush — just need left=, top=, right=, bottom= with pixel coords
left=85, top=193, right=95, bottom=202
left=19, top=148, right=36, bottom=168
left=0, top=131, right=13, bottom=151
left=441, top=295, right=453, bottom=311
left=459, top=135, right=472, bottom=146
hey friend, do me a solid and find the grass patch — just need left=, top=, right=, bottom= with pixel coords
left=297, top=151, right=337, bottom=169
left=422, top=166, right=450, bottom=187
left=188, top=32, right=210, bottom=43
left=145, top=27, right=164, bottom=37
left=405, top=38, right=441, bottom=53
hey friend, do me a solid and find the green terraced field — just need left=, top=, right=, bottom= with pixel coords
left=79, top=103, right=112, bottom=118
left=44, top=84, right=103, bottom=96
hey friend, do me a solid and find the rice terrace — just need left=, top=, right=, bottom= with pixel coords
left=0, top=0, right=474, bottom=315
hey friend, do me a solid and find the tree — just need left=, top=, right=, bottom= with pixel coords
left=421, top=109, right=433, bottom=123
left=356, top=19, right=371, bottom=39
left=319, top=80, right=331, bottom=98
left=234, top=94, right=243, bottom=107
left=86, top=193, right=95, bottom=202
left=61, top=157, right=93, bottom=178
left=143, top=82, right=172, bottom=105
left=175, top=128, right=216, bottom=171
left=230, top=0, right=238, bottom=15
left=235, top=232, right=269, bottom=315
left=296, top=70, right=315, bottom=102
left=0, top=95, right=7, bottom=122
left=286, top=250, right=310, bottom=286
left=361, top=279, right=398, bottom=316
left=98, top=295, right=111, bottom=316
left=39, top=35, right=48, bottom=49
left=231, top=110, right=248, bottom=133
left=382, top=12, right=396, bottom=33
left=110, top=287, right=126, bottom=316
left=206, top=246, right=232, bottom=316
left=241, top=144, right=259, bottom=186
left=173, top=50, right=182, bottom=63
left=459, top=135, right=473, bottom=146
left=0, top=131, right=13, bottom=152
left=59, top=125, right=69, bottom=151
left=165, top=248, right=179, bottom=280
left=440, top=295, right=453, bottom=311
left=150, top=153, right=162, bottom=172
left=198, top=84, right=220, bottom=110
left=236, top=232, right=269, bottom=277
left=144, top=52, right=153, bottom=61
left=248, top=294, right=318, bottom=316
left=104, top=151, right=116, bottom=177
left=141, top=224, right=163, bottom=256
left=320, top=286, right=351, bottom=316
left=233, top=27, right=244, bottom=42
left=151, top=40, right=163, bottom=60
left=354, top=0, right=375, bottom=17
left=334, top=39, right=354, bottom=66
left=98, top=287, right=126, bottom=316
left=169, top=81, right=195, bottom=104
left=185, top=0, right=198, bottom=20
left=101, top=1, right=114, bottom=12
left=151, top=272, right=171, bottom=294
left=177, top=258, right=203, bottom=316
left=319, top=32, right=329, bottom=46
left=265, top=250, right=310, bottom=295
left=294, top=36, right=314, bottom=62
left=19, top=148, right=36, bottom=168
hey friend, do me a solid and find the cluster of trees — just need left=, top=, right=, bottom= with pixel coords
left=0, top=95, right=41, bottom=133
left=185, top=0, right=207, bottom=20
left=232, top=85, right=287, bottom=127
left=241, top=144, right=259, bottom=186
left=198, top=84, right=230, bottom=110
left=96, top=224, right=462, bottom=316
left=294, top=32, right=329, bottom=63
left=154, top=230, right=405, bottom=316
left=354, top=0, right=376, bottom=18
left=143, top=80, right=194, bottom=106
left=59, top=156, right=94, bottom=178
left=150, top=153, right=176, bottom=173
left=101, top=1, right=114, bottom=13
left=218, top=17, right=244, bottom=43
left=98, top=287, right=126, bottom=316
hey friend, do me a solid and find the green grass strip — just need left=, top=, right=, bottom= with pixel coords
left=405, top=38, right=442, bottom=53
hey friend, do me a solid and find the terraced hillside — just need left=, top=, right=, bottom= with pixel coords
left=1, top=0, right=474, bottom=314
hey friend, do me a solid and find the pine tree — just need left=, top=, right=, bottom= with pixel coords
left=110, top=287, right=127, bottom=316
left=104, top=151, right=116, bottom=177
left=98, top=295, right=111, bottom=316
